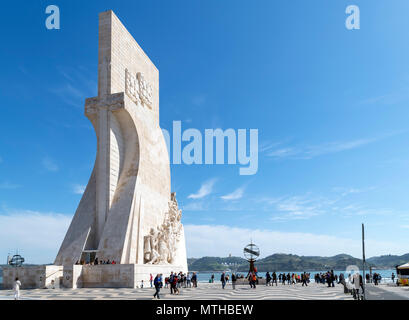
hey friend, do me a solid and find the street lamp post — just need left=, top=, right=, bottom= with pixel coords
left=362, top=223, right=366, bottom=300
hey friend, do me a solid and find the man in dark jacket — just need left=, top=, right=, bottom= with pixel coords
left=231, top=273, right=237, bottom=290
left=220, top=272, right=226, bottom=289
left=266, top=272, right=271, bottom=286
left=272, top=272, right=277, bottom=286
left=153, top=274, right=163, bottom=299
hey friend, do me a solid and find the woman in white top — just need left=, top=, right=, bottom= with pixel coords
left=13, top=277, right=21, bottom=300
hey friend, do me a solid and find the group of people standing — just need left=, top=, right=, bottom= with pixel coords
left=314, top=270, right=337, bottom=287
left=371, top=272, right=382, bottom=285
left=220, top=272, right=232, bottom=289
left=152, top=271, right=198, bottom=299
left=74, top=258, right=117, bottom=265
left=266, top=272, right=310, bottom=286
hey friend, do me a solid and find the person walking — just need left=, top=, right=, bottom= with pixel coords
left=302, top=272, right=308, bottom=286
left=252, top=272, right=257, bottom=289
left=153, top=274, right=163, bottom=299
left=211, top=274, right=214, bottom=283
left=220, top=272, right=226, bottom=289
left=391, top=272, right=395, bottom=283
left=150, top=273, right=153, bottom=288
left=232, top=273, right=237, bottom=290
left=373, top=273, right=378, bottom=285
left=330, top=270, right=335, bottom=287
left=248, top=272, right=253, bottom=288
left=182, top=273, right=187, bottom=288
left=173, top=274, right=179, bottom=295
left=169, top=272, right=174, bottom=294
left=248, top=272, right=257, bottom=289
left=191, top=272, right=197, bottom=288
left=171, top=274, right=179, bottom=295
left=326, top=271, right=331, bottom=287
left=272, top=272, right=277, bottom=286
left=186, top=273, right=191, bottom=288
left=266, top=272, right=271, bottom=286
left=14, top=277, right=21, bottom=300
left=352, top=272, right=361, bottom=300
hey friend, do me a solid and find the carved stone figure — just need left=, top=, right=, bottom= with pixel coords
left=143, top=193, right=183, bottom=265
left=144, top=228, right=160, bottom=264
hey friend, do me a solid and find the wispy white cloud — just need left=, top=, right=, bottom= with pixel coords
left=331, top=186, right=376, bottom=197
left=188, top=179, right=217, bottom=199
left=182, top=202, right=207, bottom=211
left=265, top=132, right=404, bottom=160
left=258, top=141, right=284, bottom=153
left=267, top=138, right=377, bottom=160
left=254, top=187, right=387, bottom=222
left=184, top=224, right=408, bottom=258
left=269, top=194, right=331, bottom=221
left=48, top=66, right=97, bottom=108
left=220, top=187, right=245, bottom=201
left=0, top=210, right=71, bottom=264
left=73, top=184, right=85, bottom=195
left=357, top=87, right=409, bottom=107
left=42, top=157, right=59, bottom=172
left=0, top=182, right=21, bottom=190
left=0, top=210, right=406, bottom=265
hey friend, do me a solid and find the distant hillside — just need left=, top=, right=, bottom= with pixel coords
left=188, top=256, right=247, bottom=272
left=237, top=253, right=374, bottom=272
left=367, top=254, right=409, bottom=268
left=188, top=253, right=377, bottom=272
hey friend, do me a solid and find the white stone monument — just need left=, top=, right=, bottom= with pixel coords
left=3, top=10, right=187, bottom=289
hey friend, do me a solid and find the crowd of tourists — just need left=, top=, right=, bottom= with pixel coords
left=314, top=270, right=337, bottom=286
left=265, top=271, right=311, bottom=286
left=74, top=258, right=118, bottom=265
left=151, top=271, right=198, bottom=299
left=370, top=272, right=382, bottom=285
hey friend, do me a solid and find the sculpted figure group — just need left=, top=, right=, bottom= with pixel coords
left=144, top=192, right=182, bottom=265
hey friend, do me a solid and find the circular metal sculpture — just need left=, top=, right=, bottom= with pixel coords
left=8, top=254, right=25, bottom=267
left=243, top=241, right=259, bottom=273
left=243, top=242, right=260, bottom=261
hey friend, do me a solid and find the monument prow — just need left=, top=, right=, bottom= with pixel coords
left=3, top=10, right=187, bottom=289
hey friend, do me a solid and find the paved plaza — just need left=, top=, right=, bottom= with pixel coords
left=365, top=283, right=409, bottom=300
left=0, top=282, right=354, bottom=300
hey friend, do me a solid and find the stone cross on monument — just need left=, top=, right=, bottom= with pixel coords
left=53, top=10, right=187, bottom=282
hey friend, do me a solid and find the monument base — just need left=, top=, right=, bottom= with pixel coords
left=3, top=264, right=186, bottom=289
left=2, top=265, right=63, bottom=289
left=62, top=264, right=186, bottom=289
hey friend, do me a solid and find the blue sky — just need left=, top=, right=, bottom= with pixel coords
left=1, top=0, right=409, bottom=263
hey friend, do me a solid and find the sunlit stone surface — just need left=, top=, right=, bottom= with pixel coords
left=3, top=10, right=187, bottom=289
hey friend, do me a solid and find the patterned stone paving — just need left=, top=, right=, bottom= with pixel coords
left=0, top=282, right=353, bottom=300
